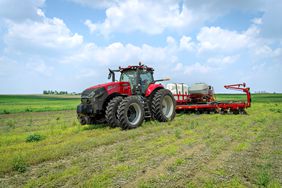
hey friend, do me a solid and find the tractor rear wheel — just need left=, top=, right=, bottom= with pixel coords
left=152, top=89, right=176, bottom=122
left=117, top=96, right=145, bottom=130
left=105, top=96, right=123, bottom=127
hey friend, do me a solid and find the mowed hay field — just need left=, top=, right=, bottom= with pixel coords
left=0, top=94, right=281, bottom=187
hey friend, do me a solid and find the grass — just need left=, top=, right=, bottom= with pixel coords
left=0, top=94, right=281, bottom=187
left=25, top=133, right=45, bottom=142
left=12, top=155, right=27, bottom=173
left=0, top=95, right=79, bottom=114
left=216, top=93, right=282, bottom=103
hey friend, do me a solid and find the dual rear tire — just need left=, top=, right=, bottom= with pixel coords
left=105, top=89, right=176, bottom=130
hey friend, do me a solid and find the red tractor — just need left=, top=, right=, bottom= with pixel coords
left=77, top=63, right=176, bottom=129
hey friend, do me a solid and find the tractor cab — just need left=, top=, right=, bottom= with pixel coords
left=108, top=63, right=155, bottom=95
left=120, top=67, right=154, bottom=94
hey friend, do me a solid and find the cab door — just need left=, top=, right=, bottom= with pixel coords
left=140, top=70, right=154, bottom=94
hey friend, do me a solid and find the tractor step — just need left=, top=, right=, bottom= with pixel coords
left=140, top=96, right=151, bottom=119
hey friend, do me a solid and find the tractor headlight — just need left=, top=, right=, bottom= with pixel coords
left=81, top=98, right=91, bottom=104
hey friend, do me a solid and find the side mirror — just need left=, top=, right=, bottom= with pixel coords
left=108, top=68, right=112, bottom=80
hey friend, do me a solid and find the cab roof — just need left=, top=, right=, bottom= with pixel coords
left=119, top=65, right=154, bottom=72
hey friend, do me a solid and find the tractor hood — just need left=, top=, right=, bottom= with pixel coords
left=81, top=82, right=114, bottom=98
left=82, top=82, right=131, bottom=98
left=85, top=82, right=118, bottom=91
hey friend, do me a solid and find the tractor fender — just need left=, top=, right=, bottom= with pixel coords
left=145, top=83, right=164, bottom=97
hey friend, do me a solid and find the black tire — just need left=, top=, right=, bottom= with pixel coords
left=92, top=114, right=106, bottom=124
left=117, top=96, right=145, bottom=130
left=232, top=109, right=239, bottom=115
left=239, top=109, right=247, bottom=115
left=78, top=115, right=87, bottom=125
left=78, top=115, right=93, bottom=125
left=105, top=96, right=123, bottom=127
left=78, top=115, right=105, bottom=125
left=151, top=89, right=176, bottom=122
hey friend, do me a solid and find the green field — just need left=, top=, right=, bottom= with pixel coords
left=0, top=94, right=281, bottom=187
left=1, top=94, right=280, bottom=114
left=0, top=95, right=80, bottom=114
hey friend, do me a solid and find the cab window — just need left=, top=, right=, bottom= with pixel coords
left=120, top=70, right=137, bottom=91
left=140, top=70, right=153, bottom=92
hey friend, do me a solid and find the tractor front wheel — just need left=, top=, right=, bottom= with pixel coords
left=152, top=89, right=176, bottom=122
left=78, top=116, right=87, bottom=125
left=78, top=115, right=105, bottom=125
left=117, top=96, right=145, bottom=130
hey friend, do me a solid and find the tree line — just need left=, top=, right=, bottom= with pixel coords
left=43, top=90, right=68, bottom=95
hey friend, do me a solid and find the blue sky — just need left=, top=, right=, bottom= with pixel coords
left=0, top=0, right=281, bottom=94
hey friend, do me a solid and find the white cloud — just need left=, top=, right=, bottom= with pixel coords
left=84, top=19, right=97, bottom=33
left=207, top=55, right=239, bottom=65
left=94, top=42, right=139, bottom=64
left=166, top=36, right=176, bottom=46
left=61, top=42, right=170, bottom=65
left=80, top=0, right=268, bottom=36
left=197, top=27, right=250, bottom=52
left=253, top=45, right=282, bottom=60
left=75, top=69, right=98, bottom=79
left=4, top=17, right=83, bottom=51
left=173, top=62, right=184, bottom=71
left=184, top=62, right=211, bottom=75
left=253, top=45, right=272, bottom=57
left=70, top=0, right=118, bottom=9
left=180, top=36, right=195, bottom=51
left=252, top=18, right=262, bottom=25
left=173, top=55, right=239, bottom=76
left=36, top=9, right=45, bottom=17
left=85, top=0, right=192, bottom=35
left=26, top=61, right=54, bottom=76
left=195, top=25, right=281, bottom=63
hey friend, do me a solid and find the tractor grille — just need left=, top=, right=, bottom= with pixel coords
left=81, top=88, right=96, bottom=104
left=81, top=98, right=91, bottom=104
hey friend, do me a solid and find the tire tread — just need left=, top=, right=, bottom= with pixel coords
left=105, top=96, right=123, bottom=127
